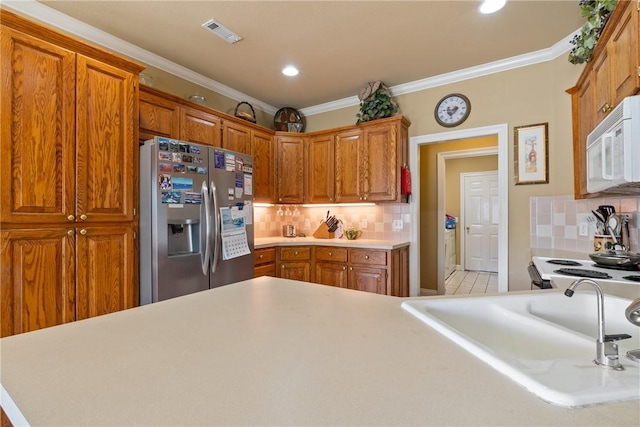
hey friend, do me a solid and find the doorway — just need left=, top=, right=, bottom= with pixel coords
left=409, top=124, right=509, bottom=296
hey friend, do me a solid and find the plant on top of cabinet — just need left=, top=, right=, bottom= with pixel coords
left=568, top=0, right=618, bottom=64
left=356, top=81, right=399, bottom=124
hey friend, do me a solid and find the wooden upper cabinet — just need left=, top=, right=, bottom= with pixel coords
left=223, top=120, right=252, bottom=154
left=567, top=0, right=639, bottom=199
left=363, top=122, right=398, bottom=202
left=335, top=129, right=364, bottom=202
left=139, top=88, right=180, bottom=143
left=76, top=225, right=137, bottom=320
left=179, top=106, right=222, bottom=147
left=592, top=50, right=612, bottom=124
left=307, top=133, right=335, bottom=203
left=0, top=27, right=76, bottom=225
left=252, top=129, right=276, bottom=203
left=76, top=55, right=136, bottom=223
left=1, top=229, right=76, bottom=337
left=610, top=2, right=639, bottom=106
left=276, top=135, right=306, bottom=203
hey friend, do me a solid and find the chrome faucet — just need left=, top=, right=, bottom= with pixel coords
left=564, top=279, right=631, bottom=370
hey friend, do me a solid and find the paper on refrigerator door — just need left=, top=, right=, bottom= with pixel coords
left=219, top=206, right=250, bottom=260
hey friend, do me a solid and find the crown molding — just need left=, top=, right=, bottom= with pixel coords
left=301, top=29, right=580, bottom=117
left=4, top=0, right=579, bottom=119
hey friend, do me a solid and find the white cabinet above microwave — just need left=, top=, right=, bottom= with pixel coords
left=587, top=95, right=640, bottom=194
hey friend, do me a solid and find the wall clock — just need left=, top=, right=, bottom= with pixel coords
left=434, top=93, right=471, bottom=127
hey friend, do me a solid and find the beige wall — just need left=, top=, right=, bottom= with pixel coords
left=140, top=64, right=274, bottom=129
left=419, top=137, right=498, bottom=290
left=306, top=55, right=585, bottom=291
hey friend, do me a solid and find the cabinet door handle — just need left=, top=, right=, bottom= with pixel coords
left=349, top=267, right=353, bottom=271
left=294, top=251, right=299, bottom=255
left=328, top=252, right=332, bottom=256
left=67, top=229, right=75, bottom=236
left=80, top=214, right=88, bottom=221
left=281, top=264, right=285, bottom=269
left=80, top=229, right=88, bottom=235
left=342, top=266, right=346, bottom=270
left=365, top=255, right=369, bottom=259
left=67, top=215, right=75, bottom=221
left=600, top=103, right=612, bottom=113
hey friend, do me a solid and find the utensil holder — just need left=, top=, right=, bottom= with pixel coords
left=312, top=222, right=335, bottom=239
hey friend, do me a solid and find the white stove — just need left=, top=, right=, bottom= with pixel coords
left=532, top=256, right=640, bottom=286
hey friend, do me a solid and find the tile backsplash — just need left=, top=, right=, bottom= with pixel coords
left=530, top=195, right=640, bottom=253
left=253, top=203, right=410, bottom=240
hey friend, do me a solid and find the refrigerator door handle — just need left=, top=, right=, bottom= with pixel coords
left=201, top=181, right=211, bottom=276
left=210, top=180, right=221, bottom=274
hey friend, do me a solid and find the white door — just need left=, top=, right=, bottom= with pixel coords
left=462, top=171, right=499, bottom=272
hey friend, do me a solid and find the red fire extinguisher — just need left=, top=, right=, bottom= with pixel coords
left=401, top=163, right=412, bottom=202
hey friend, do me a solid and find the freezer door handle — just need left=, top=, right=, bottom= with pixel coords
left=201, top=181, right=211, bottom=276
left=210, top=180, right=220, bottom=274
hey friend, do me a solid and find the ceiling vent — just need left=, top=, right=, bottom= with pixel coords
left=201, top=19, right=243, bottom=44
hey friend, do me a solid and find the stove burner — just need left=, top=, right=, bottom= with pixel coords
left=547, top=259, right=582, bottom=266
left=593, top=263, right=640, bottom=271
left=622, top=276, right=640, bottom=282
left=554, top=268, right=612, bottom=279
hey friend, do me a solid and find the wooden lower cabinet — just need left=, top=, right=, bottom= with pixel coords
left=314, top=246, right=348, bottom=288
left=312, top=245, right=409, bottom=296
left=75, top=225, right=137, bottom=320
left=254, top=247, right=276, bottom=277
left=1, top=226, right=137, bottom=337
left=348, top=266, right=386, bottom=294
left=276, top=246, right=312, bottom=282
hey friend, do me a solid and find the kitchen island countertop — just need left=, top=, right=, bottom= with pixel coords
left=1, top=277, right=638, bottom=426
left=255, top=236, right=410, bottom=250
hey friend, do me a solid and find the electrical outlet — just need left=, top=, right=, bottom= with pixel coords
left=579, top=222, right=588, bottom=236
left=304, top=218, right=310, bottom=229
left=360, top=218, right=368, bottom=229
left=392, top=219, right=403, bottom=231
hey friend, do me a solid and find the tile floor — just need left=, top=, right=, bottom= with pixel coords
left=418, top=270, right=499, bottom=296
left=444, top=270, right=499, bottom=295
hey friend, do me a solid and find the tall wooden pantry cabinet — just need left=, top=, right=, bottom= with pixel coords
left=0, top=10, right=144, bottom=337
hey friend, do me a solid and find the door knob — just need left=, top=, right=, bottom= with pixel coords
left=466, top=227, right=470, bottom=231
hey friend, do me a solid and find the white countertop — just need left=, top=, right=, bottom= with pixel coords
left=255, top=236, right=410, bottom=250
left=1, top=277, right=638, bottom=426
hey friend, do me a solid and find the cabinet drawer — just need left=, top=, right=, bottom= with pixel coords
left=254, top=247, right=276, bottom=265
left=349, top=249, right=387, bottom=266
left=254, top=263, right=276, bottom=278
left=315, top=246, right=348, bottom=262
left=279, top=246, right=311, bottom=261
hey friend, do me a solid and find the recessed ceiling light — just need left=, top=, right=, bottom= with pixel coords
left=479, top=0, right=506, bottom=14
left=282, top=65, right=299, bottom=77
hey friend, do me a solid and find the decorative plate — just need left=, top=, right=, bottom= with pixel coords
left=274, top=107, right=304, bottom=132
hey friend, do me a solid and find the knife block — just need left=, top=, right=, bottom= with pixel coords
left=312, top=222, right=335, bottom=239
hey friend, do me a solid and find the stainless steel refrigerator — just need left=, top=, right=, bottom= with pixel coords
left=139, top=137, right=254, bottom=304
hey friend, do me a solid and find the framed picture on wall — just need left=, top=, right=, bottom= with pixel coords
left=514, top=123, right=549, bottom=185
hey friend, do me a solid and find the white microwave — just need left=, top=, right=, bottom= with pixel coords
left=586, top=95, right=640, bottom=194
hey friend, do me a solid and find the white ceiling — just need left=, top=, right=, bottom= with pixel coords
left=26, top=1, right=584, bottom=112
